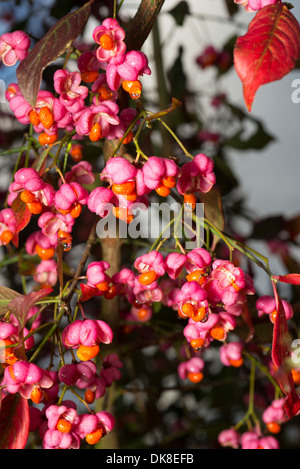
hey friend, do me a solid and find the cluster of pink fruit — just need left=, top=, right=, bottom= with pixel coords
left=3, top=18, right=150, bottom=147
left=0, top=3, right=293, bottom=450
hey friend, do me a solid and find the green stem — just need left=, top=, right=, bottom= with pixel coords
left=116, top=0, right=125, bottom=15
left=110, top=110, right=146, bottom=159
left=148, top=216, right=176, bottom=252
left=156, top=117, right=193, bottom=159
left=244, top=351, right=282, bottom=396
left=28, top=303, right=67, bottom=363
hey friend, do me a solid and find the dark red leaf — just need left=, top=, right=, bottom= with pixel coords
left=277, top=273, right=300, bottom=285
left=31, top=146, right=52, bottom=176
left=79, top=283, right=100, bottom=302
left=11, top=193, right=32, bottom=247
left=0, top=394, right=30, bottom=449
left=16, top=0, right=94, bottom=107
left=8, top=287, right=53, bottom=331
left=271, top=293, right=300, bottom=420
left=234, top=4, right=300, bottom=111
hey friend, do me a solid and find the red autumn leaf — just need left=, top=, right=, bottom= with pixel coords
left=11, top=193, right=32, bottom=247
left=271, top=294, right=300, bottom=420
left=277, top=273, right=300, bottom=285
left=234, top=4, right=300, bottom=111
left=16, top=0, right=94, bottom=107
left=8, top=287, right=53, bottom=331
left=0, top=394, right=30, bottom=449
left=7, top=287, right=52, bottom=359
left=79, top=283, right=100, bottom=302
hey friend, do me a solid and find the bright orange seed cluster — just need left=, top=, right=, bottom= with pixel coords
left=76, top=344, right=100, bottom=361
left=155, top=176, right=176, bottom=198
left=122, top=80, right=142, bottom=99
left=20, top=189, right=43, bottom=215
left=0, top=230, right=13, bottom=245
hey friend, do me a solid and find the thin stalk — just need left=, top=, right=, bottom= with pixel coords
left=28, top=303, right=66, bottom=363
left=156, top=117, right=193, bottom=159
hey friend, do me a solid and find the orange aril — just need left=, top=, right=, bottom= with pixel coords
left=162, top=176, right=176, bottom=189
left=70, top=202, right=82, bottom=219
left=155, top=185, right=170, bottom=197
left=26, top=200, right=43, bottom=214
left=232, top=282, right=240, bottom=292
left=177, top=308, right=187, bottom=320
left=187, top=372, right=204, bottom=383
left=84, top=389, right=96, bottom=404
left=184, top=193, right=197, bottom=212
left=35, top=244, right=55, bottom=260
left=58, top=229, right=71, bottom=240
left=96, top=281, right=109, bottom=292
left=181, top=302, right=196, bottom=318
left=29, top=110, right=40, bottom=126
left=89, top=122, right=102, bottom=141
left=0, top=230, right=13, bottom=245
left=266, top=422, right=281, bottom=434
left=31, top=387, right=43, bottom=404
left=99, top=33, right=114, bottom=50
left=8, top=364, right=16, bottom=380
left=122, top=80, right=142, bottom=99
left=39, top=132, right=58, bottom=146
left=123, top=193, right=137, bottom=202
left=137, top=308, right=149, bottom=321
left=38, top=106, right=54, bottom=129
left=121, top=130, right=134, bottom=145
left=0, top=339, right=17, bottom=365
left=112, top=181, right=136, bottom=195
left=210, top=325, right=225, bottom=341
left=97, top=85, right=113, bottom=101
left=70, top=145, right=83, bottom=162
left=193, top=307, right=207, bottom=322
left=186, top=269, right=205, bottom=284
left=56, top=418, right=72, bottom=433
left=58, top=208, right=70, bottom=215
left=138, top=270, right=158, bottom=285
left=112, top=206, right=134, bottom=224
left=20, top=190, right=36, bottom=204
left=85, top=427, right=104, bottom=445
left=81, top=71, right=99, bottom=83
left=270, top=310, right=277, bottom=323
left=77, top=344, right=100, bottom=361
left=190, top=338, right=205, bottom=350
left=229, top=357, right=244, bottom=368
left=291, top=369, right=300, bottom=386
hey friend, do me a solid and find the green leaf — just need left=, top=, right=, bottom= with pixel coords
left=250, top=215, right=285, bottom=240
left=224, top=0, right=239, bottom=16
left=167, top=46, right=187, bottom=98
left=201, top=187, right=225, bottom=247
left=168, top=1, right=190, bottom=26
left=224, top=121, right=274, bottom=150
left=0, top=286, right=21, bottom=311
left=16, top=0, right=94, bottom=107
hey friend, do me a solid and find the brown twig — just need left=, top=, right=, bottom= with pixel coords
left=124, top=0, right=165, bottom=52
